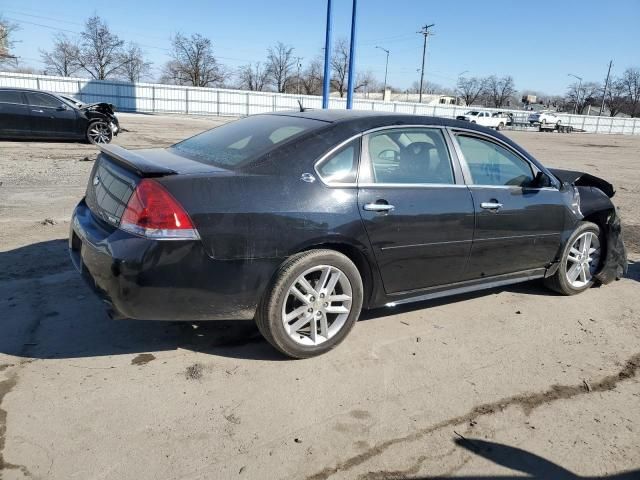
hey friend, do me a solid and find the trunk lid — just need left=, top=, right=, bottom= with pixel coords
left=85, top=145, right=231, bottom=227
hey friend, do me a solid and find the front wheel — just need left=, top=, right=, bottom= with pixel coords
left=255, top=249, right=364, bottom=358
left=86, top=121, right=113, bottom=144
left=545, top=222, right=603, bottom=295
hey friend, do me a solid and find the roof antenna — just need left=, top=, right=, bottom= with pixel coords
left=297, top=99, right=306, bottom=112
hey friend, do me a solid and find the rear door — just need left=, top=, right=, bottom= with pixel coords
left=357, top=126, right=475, bottom=294
left=0, top=90, right=30, bottom=137
left=451, top=131, right=565, bottom=278
left=25, top=92, right=77, bottom=138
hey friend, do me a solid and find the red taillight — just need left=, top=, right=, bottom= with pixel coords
left=120, top=179, right=199, bottom=240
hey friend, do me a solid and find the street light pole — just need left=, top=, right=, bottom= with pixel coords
left=568, top=73, right=583, bottom=114
left=417, top=23, right=435, bottom=103
left=375, top=46, right=390, bottom=98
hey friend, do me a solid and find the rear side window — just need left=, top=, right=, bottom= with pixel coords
left=456, top=135, right=534, bottom=187
left=317, top=140, right=359, bottom=184
left=170, top=115, right=325, bottom=168
left=0, top=90, right=25, bottom=105
left=25, top=92, right=62, bottom=108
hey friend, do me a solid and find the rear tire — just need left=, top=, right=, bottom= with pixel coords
left=255, top=249, right=363, bottom=359
left=86, top=121, right=113, bottom=144
left=496, top=122, right=504, bottom=131
left=544, top=222, right=603, bottom=295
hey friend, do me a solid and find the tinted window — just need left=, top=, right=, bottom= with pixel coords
left=170, top=115, right=324, bottom=168
left=0, top=90, right=25, bottom=105
left=364, top=128, right=454, bottom=184
left=317, top=141, right=359, bottom=184
left=26, top=92, right=62, bottom=108
left=456, top=135, right=534, bottom=186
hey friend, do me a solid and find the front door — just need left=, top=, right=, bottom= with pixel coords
left=0, top=90, right=31, bottom=137
left=357, top=127, right=475, bottom=294
left=453, top=132, right=566, bottom=278
left=25, top=92, right=77, bottom=138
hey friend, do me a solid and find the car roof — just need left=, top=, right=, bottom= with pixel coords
left=269, top=109, right=492, bottom=133
left=0, top=87, right=62, bottom=96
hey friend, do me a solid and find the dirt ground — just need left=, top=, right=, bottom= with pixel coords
left=1, top=113, right=639, bottom=479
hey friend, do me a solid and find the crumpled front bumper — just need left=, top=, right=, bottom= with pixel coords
left=595, top=209, right=628, bottom=284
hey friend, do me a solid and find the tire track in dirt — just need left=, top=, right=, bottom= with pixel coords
left=305, top=352, right=640, bottom=480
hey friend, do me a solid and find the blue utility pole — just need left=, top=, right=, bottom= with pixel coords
left=346, top=0, right=357, bottom=109
left=322, top=0, right=332, bottom=109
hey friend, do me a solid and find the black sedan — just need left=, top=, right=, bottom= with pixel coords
left=0, top=87, right=119, bottom=144
left=69, top=111, right=627, bottom=358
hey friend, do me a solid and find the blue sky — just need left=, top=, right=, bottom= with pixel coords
left=2, top=0, right=639, bottom=94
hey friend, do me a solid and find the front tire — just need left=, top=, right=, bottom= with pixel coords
left=256, top=249, right=364, bottom=359
left=545, top=222, right=603, bottom=295
left=86, top=121, right=113, bottom=144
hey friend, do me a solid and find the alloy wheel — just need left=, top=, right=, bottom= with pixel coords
left=88, top=122, right=113, bottom=144
left=565, top=231, right=601, bottom=288
left=282, top=265, right=353, bottom=346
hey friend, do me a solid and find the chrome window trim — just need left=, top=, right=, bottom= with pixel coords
left=358, top=182, right=468, bottom=189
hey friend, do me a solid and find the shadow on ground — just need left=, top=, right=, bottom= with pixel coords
left=409, top=438, right=639, bottom=479
left=1, top=239, right=636, bottom=362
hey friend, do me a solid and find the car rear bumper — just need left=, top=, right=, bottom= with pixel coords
left=69, top=199, right=277, bottom=321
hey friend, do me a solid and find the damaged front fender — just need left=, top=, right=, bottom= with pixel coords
left=594, top=208, right=628, bottom=284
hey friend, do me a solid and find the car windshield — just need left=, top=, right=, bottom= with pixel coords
left=61, top=95, right=83, bottom=108
left=170, top=114, right=325, bottom=169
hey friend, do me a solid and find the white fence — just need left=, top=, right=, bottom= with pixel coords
left=1, top=71, right=639, bottom=135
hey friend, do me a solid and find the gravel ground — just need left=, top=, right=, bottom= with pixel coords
left=1, top=113, right=639, bottom=479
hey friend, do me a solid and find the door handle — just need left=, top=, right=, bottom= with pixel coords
left=480, top=201, right=503, bottom=211
left=364, top=203, right=395, bottom=212
left=31, top=109, right=44, bottom=113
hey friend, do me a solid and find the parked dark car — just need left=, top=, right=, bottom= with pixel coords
left=0, top=87, right=119, bottom=144
left=69, top=111, right=627, bottom=358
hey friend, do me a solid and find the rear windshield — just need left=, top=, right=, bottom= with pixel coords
left=169, top=114, right=325, bottom=168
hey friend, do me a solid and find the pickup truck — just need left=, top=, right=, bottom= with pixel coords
left=456, top=110, right=508, bottom=130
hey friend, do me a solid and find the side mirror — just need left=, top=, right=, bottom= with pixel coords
left=57, top=104, right=68, bottom=111
left=531, top=171, right=551, bottom=188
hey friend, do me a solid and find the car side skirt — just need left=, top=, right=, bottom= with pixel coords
left=383, top=268, right=546, bottom=307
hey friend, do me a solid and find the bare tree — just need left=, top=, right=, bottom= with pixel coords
left=75, top=16, right=128, bottom=80
left=410, top=80, right=444, bottom=95
left=163, top=33, right=226, bottom=87
left=354, top=70, right=378, bottom=97
left=619, top=67, right=640, bottom=117
left=604, top=78, right=627, bottom=117
left=0, top=15, right=18, bottom=66
left=40, top=34, right=80, bottom=77
left=119, top=43, right=152, bottom=82
left=331, top=39, right=349, bottom=97
left=299, top=56, right=323, bottom=95
left=237, top=62, right=269, bottom=91
left=566, top=81, right=601, bottom=114
left=456, top=76, right=486, bottom=106
left=485, top=75, right=516, bottom=108
left=265, top=42, right=295, bottom=93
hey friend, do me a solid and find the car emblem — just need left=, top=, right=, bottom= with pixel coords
left=93, top=176, right=100, bottom=186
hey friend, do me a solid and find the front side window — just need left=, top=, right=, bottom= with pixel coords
left=317, top=141, right=359, bottom=184
left=170, top=114, right=325, bottom=168
left=363, top=128, right=454, bottom=184
left=25, top=92, right=62, bottom=108
left=0, top=90, right=26, bottom=105
left=456, top=134, right=534, bottom=187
